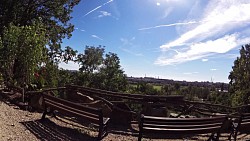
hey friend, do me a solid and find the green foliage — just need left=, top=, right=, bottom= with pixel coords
left=208, top=91, right=231, bottom=106
left=76, top=46, right=127, bottom=92
left=162, top=84, right=175, bottom=95
left=133, top=82, right=159, bottom=95
left=153, top=85, right=162, bottom=91
left=77, top=46, right=104, bottom=73
left=37, top=61, right=59, bottom=88
left=229, top=44, right=250, bottom=106
left=0, top=23, right=47, bottom=85
left=58, top=69, right=74, bottom=86
left=98, top=52, right=127, bottom=92
left=0, top=0, right=80, bottom=61
left=62, top=46, right=78, bottom=63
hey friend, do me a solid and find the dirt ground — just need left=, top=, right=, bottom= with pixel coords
left=1, top=100, right=250, bottom=141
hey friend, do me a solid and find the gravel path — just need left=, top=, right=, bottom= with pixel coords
left=1, top=100, right=250, bottom=141
left=0, top=101, right=39, bottom=141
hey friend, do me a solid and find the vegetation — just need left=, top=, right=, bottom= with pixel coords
left=0, top=23, right=47, bottom=85
left=0, top=0, right=128, bottom=93
left=0, top=0, right=80, bottom=61
left=229, top=44, right=250, bottom=106
left=75, top=46, right=127, bottom=92
left=0, top=0, right=80, bottom=87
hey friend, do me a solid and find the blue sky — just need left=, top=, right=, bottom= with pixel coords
left=60, top=0, right=250, bottom=83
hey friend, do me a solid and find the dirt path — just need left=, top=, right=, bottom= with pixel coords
left=0, top=101, right=138, bottom=141
left=0, top=101, right=39, bottom=141
left=1, top=100, right=250, bottom=141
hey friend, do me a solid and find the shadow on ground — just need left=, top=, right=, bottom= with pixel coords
left=20, top=119, right=98, bottom=141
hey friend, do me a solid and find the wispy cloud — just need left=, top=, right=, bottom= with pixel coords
left=183, top=72, right=199, bottom=75
left=84, top=0, right=113, bottom=17
left=98, top=11, right=111, bottom=18
left=210, top=69, right=217, bottom=71
left=75, top=27, right=85, bottom=32
left=138, top=21, right=201, bottom=31
left=91, top=35, right=103, bottom=40
left=156, top=34, right=242, bottom=65
left=155, top=0, right=250, bottom=65
left=120, top=37, right=143, bottom=56
left=120, top=48, right=143, bottom=56
left=202, top=59, right=208, bottom=62
left=120, top=37, right=135, bottom=46
left=223, top=54, right=239, bottom=59
left=161, top=7, right=174, bottom=19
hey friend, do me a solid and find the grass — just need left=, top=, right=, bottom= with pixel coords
left=129, top=84, right=162, bottom=91
left=153, top=85, right=162, bottom=91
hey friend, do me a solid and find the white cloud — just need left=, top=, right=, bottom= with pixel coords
left=156, top=2, right=161, bottom=6
left=156, top=0, right=250, bottom=65
left=210, top=69, right=217, bottom=71
left=155, top=34, right=246, bottom=65
left=160, top=2, right=250, bottom=49
left=98, top=11, right=111, bottom=18
left=91, top=35, right=103, bottom=40
left=202, top=59, right=208, bottom=62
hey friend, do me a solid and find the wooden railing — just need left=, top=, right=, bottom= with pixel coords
left=22, top=84, right=250, bottom=117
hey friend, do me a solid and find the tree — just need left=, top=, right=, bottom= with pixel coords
left=98, top=52, right=127, bottom=92
left=0, top=0, right=80, bottom=61
left=77, top=46, right=104, bottom=73
left=77, top=46, right=127, bottom=92
left=229, top=44, right=250, bottom=106
left=0, top=23, right=47, bottom=85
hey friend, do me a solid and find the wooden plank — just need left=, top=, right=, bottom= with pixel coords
left=142, top=115, right=226, bottom=124
left=242, top=113, right=250, bottom=118
left=43, top=94, right=101, bottom=114
left=70, top=85, right=184, bottom=102
left=183, top=100, right=233, bottom=110
left=143, top=122, right=223, bottom=129
left=142, top=126, right=221, bottom=134
left=139, top=114, right=227, bottom=140
left=42, top=87, right=66, bottom=92
left=45, top=101, right=101, bottom=125
left=45, top=98, right=100, bottom=119
left=78, top=88, right=143, bottom=101
left=142, top=120, right=224, bottom=126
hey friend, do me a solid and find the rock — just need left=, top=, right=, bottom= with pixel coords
left=13, top=106, right=20, bottom=109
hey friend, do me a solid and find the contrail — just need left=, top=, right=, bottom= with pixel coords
left=84, top=0, right=113, bottom=17
left=138, top=21, right=202, bottom=30
left=92, top=35, right=103, bottom=40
